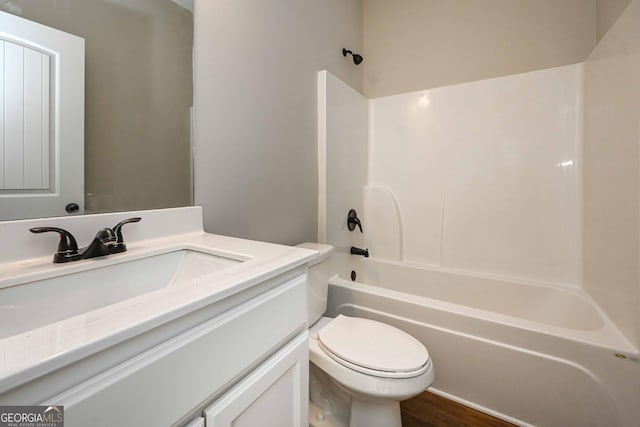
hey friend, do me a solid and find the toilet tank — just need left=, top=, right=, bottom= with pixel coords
left=297, top=243, right=334, bottom=325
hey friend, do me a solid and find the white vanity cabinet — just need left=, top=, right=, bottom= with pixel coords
left=43, top=271, right=309, bottom=427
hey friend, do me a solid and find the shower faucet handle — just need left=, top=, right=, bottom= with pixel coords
left=347, top=209, right=363, bottom=233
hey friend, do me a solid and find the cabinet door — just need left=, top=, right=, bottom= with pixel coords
left=184, top=417, right=204, bottom=427
left=204, top=331, right=309, bottom=427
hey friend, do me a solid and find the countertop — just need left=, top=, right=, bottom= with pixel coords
left=0, top=223, right=317, bottom=395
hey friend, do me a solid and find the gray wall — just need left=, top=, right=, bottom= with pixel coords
left=194, top=0, right=362, bottom=244
left=362, top=0, right=597, bottom=97
left=596, top=0, right=632, bottom=42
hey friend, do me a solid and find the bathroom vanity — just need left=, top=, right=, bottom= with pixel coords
left=0, top=207, right=315, bottom=426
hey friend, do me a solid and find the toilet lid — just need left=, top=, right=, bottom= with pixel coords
left=317, top=315, right=429, bottom=373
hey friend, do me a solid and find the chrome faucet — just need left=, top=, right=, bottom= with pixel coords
left=30, top=217, right=142, bottom=263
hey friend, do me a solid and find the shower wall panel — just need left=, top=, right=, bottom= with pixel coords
left=317, top=71, right=368, bottom=259
left=368, top=64, right=583, bottom=287
left=583, top=0, right=640, bottom=347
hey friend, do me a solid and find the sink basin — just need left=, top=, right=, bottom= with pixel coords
left=0, top=249, right=242, bottom=339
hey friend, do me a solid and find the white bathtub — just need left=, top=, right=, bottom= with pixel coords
left=326, top=258, right=640, bottom=426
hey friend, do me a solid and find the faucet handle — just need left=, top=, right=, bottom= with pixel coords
left=110, top=217, right=142, bottom=253
left=30, top=227, right=82, bottom=263
left=347, top=209, right=363, bottom=233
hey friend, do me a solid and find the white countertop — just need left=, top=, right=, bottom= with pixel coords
left=0, top=207, right=317, bottom=395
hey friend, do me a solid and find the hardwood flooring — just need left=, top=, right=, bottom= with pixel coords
left=400, top=391, right=517, bottom=427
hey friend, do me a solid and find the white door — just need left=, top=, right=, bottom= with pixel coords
left=0, top=11, right=84, bottom=220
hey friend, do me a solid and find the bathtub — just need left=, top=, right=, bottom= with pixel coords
left=325, top=258, right=640, bottom=427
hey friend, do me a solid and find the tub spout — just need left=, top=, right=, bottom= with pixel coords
left=350, top=246, right=369, bottom=258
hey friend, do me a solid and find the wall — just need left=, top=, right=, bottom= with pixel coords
left=311, top=1, right=363, bottom=94
left=583, top=0, right=640, bottom=347
left=367, top=64, right=583, bottom=286
left=362, top=0, right=596, bottom=97
left=194, top=0, right=362, bottom=244
left=8, top=0, right=194, bottom=213
left=596, top=0, right=632, bottom=42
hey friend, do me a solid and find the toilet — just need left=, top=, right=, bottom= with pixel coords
left=298, top=243, right=434, bottom=427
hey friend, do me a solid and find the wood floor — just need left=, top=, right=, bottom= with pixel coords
left=400, top=391, right=517, bottom=427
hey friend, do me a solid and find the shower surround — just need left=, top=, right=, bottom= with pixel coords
left=317, top=2, right=640, bottom=424
left=366, top=63, right=582, bottom=286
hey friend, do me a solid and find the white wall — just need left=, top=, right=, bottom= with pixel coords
left=317, top=71, right=368, bottom=267
left=193, top=0, right=362, bottom=244
left=362, top=0, right=596, bottom=97
left=367, top=65, right=583, bottom=286
left=583, top=0, right=640, bottom=347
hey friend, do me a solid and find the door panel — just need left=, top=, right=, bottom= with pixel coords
left=0, top=11, right=84, bottom=219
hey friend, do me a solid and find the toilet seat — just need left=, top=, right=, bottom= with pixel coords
left=317, top=315, right=430, bottom=379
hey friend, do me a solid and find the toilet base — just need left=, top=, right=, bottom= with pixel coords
left=310, top=363, right=349, bottom=427
left=309, top=400, right=346, bottom=427
left=309, top=391, right=403, bottom=427
left=350, top=397, right=401, bottom=427
left=309, top=362, right=405, bottom=427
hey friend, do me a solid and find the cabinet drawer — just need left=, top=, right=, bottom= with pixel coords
left=49, top=274, right=307, bottom=427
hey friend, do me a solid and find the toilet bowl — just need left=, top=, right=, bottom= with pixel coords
left=309, top=316, right=434, bottom=427
left=298, top=243, right=434, bottom=427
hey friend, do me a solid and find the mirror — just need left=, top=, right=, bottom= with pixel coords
left=0, top=0, right=193, bottom=220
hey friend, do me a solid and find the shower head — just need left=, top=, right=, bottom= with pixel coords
left=342, top=48, right=364, bottom=65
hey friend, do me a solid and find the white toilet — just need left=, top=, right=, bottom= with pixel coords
left=298, top=243, right=434, bottom=427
